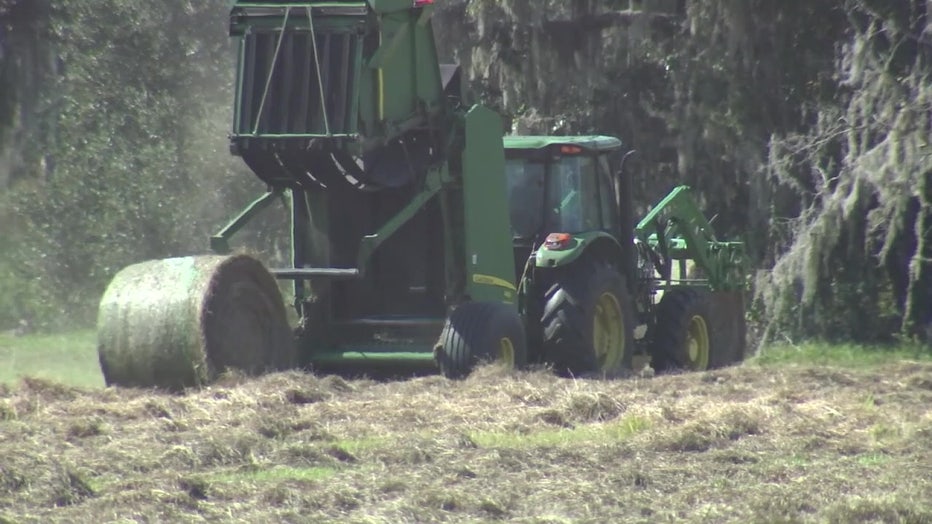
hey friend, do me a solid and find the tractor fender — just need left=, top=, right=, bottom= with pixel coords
left=535, top=231, right=625, bottom=269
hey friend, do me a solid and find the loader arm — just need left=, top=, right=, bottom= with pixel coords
left=635, top=185, right=747, bottom=291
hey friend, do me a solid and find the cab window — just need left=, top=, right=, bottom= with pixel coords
left=545, top=154, right=601, bottom=233
left=597, top=154, right=619, bottom=232
left=505, top=158, right=545, bottom=238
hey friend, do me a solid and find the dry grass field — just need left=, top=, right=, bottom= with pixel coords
left=1, top=337, right=930, bottom=523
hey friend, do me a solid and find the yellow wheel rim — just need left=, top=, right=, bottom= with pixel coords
left=498, top=337, right=516, bottom=369
left=685, top=314, right=710, bottom=370
left=592, top=292, right=624, bottom=371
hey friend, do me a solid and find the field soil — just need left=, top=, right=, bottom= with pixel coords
left=1, top=360, right=931, bottom=523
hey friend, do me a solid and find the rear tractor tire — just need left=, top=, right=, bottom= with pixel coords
left=649, top=288, right=745, bottom=372
left=541, top=261, right=635, bottom=377
left=437, top=301, right=528, bottom=379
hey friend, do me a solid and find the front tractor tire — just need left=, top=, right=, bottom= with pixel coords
left=541, top=261, right=634, bottom=377
left=438, top=301, right=528, bottom=379
left=649, top=288, right=745, bottom=372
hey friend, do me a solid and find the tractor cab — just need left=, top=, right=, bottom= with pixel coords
left=503, top=136, right=626, bottom=278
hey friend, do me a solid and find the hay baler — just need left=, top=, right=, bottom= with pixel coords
left=96, top=0, right=748, bottom=390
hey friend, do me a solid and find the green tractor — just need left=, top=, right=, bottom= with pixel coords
left=96, top=0, right=748, bottom=391
left=501, top=136, right=747, bottom=377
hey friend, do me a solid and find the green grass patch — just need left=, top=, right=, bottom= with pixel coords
left=749, top=342, right=932, bottom=368
left=470, top=414, right=651, bottom=449
left=0, top=329, right=103, bottom=388
left=856, top=453, right=890, bottom=466
left=332, top=435, right=391, bottom=456
left=209, top=466, right=337, bottom=485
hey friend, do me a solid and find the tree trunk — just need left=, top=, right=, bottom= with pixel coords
left=903, top=169, right=932, bottom=341
left=0, top=0, right=55, bottom=187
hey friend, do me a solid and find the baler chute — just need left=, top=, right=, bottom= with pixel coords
left=226, top=0, right=451, bottom=191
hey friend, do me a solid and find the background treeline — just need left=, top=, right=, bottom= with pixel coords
left=1, top=0, right=930, bottom=348
left=0, top=0, right=285, bottom=329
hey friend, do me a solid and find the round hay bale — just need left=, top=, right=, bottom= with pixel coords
left=97, top=254, right=296, bottom=391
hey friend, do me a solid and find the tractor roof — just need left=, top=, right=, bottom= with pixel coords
left=503, top=135, right=622, bottom=152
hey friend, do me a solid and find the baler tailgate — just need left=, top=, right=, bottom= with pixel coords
left=233, top=5, right=365, bottom=137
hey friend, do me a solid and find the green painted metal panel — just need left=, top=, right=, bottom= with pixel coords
left=414, top=6, right=442, bottom=113
left=367, top=10, right=442, bottom=130
left=503, top=135, right=623, bottom=152
left=372, top=12, right=416, bottom=126
left=461, top=105, right=517, bottom=305
left=534, top=231, right=622, bottom=268
left=369, top=0, right=422, bottom=13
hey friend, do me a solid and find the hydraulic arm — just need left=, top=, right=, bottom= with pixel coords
left=635, top=185, right=747, bottom=291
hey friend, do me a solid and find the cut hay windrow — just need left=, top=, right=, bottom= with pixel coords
left=96, top=254, right=295, bottom=392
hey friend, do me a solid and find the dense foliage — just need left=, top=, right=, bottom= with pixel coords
left=1, top=0, right=930, bottom=347
left=438, top=0, right=932, bottom=346
left=0, top=1, right=281, bottom=328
